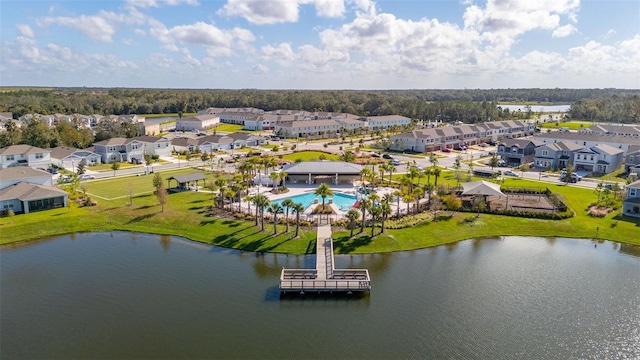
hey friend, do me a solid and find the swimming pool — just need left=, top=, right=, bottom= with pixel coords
left=271, top=192, right=357, bottom=211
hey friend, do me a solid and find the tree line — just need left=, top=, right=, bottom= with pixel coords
left=1, top=88, right=638, bottom=122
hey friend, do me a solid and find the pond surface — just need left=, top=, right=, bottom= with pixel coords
left=1, top=233, right=639, bottom=359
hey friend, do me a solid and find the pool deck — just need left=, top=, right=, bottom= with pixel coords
left=279, top=223, right=371, bottom=294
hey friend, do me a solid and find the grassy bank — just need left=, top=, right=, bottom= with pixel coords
left=1, top=174, right=638, bottom=253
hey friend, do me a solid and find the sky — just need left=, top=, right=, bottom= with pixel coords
left=1, top=0, right=639, bottom=89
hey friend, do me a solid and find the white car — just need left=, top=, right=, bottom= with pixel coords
left=503, top=170, right=519, bottom=177
left=80, top=174, right=96, bottom=180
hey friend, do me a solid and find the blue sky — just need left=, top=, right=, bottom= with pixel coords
left=1, top=0, right=639, bottom=89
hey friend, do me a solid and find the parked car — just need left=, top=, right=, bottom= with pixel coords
left=371, top=152, right=381, bottom=158
left=382, top=154, right=393, bottom=159
left=560, top=174, right=579, bottom=183
left=131, top=158, right=142, bottom=165
left=390, top=159, right=401, bottom=166
left=47, top=167, right=58, bottom=174
left=58, top=175, right=71, bottom=183
left=80, top=174, right=95, bottom=180
left=442, top=148, right=451, bottom=153
left=503, top=170, right=519, bottom=177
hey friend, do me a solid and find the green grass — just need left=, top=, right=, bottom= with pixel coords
left=1, top=170, right=638, bottom=253
left=279, top=151, right=340, bottom=162
left=538, top=121, right=592, bottom=130
left=84, top=168, right=211, bottom=199
left=88, top=162, right=138, bottom=171
left=213, top=123, right=246, bottom=133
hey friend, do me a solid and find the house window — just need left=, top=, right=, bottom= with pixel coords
left=36, top=153, right=44, bottom=159
left=576, top=154, right=581, bottom=160
left=628, top=155, right=634, bottom=162
left=542, top=150, right=548, bottom=156
left=590, top=155, right=594, bottom=161
left=630, top=189, right=637, bottom=197
left=6, top=155, right=14, bottom=161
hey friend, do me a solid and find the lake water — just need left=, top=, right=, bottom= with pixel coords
left=498, top=104, right=571, bottom=113
left=1, top=233, right=639, bottom=359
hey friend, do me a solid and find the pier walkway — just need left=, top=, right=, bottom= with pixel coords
left=279, top=224, right=371, bottom=294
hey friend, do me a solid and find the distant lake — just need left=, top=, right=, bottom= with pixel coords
left=498, top=104, right=571, bottom=112
left=1, top=233, right=639, bottom=359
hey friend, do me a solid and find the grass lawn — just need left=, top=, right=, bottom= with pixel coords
left=84, top=168, right=212, bottom=199
left=213, top=123, right=246, bottom=133
left=89, top=162, right=139, bottom=171
left=280, top=151, right=340, bottom=162
left=2, top=169, right=638, bottom=253
left=539, top=121, right=592, bottom=130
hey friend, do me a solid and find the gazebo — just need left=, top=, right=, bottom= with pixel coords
left=167, top=172, right=207, bottom=191
left=461, top=180, right=505, bottom=209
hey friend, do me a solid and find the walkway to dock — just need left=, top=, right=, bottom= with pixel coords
left=279, top=224, right=371, bottom=294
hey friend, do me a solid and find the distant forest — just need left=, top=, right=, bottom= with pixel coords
left=1, top=88, right=639, bottom=123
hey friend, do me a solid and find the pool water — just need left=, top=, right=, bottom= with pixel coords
left=272, top=192, right=357, bottom=211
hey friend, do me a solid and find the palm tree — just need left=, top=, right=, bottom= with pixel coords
left=269, top=172, right=280, bottom=193
left=424, top=167, right=433, bottom=185
left=359, top=166, right=373, bottom=193
left=386, top=164, right=396, bottom=186
left=423, top=183, right=434, bottom=206
left=369, top=206, right=382, bottom=237
left=281, top=199, right=295, bottom=233
left=252, top=194, right=270, bottom=231
left=214, top=177, right=227, bottom=208
left=279, top=171, right=287, bottom=187
left=314, top=183, right=334, bottom=211
left=378, top=164, right=387, bottom=186
left=368, top=194, right=380, bottom=237
left=267, top=203, right=283, bottom=235
left=393, top=190, right=402, bottom=218
left=429, top=152, right=439, bottom=168
left=403, top=194, right=413, bottom=215
left=291, top=202, right=305, bottom=238
left=413, top=187, right=423, bottom=213
left=433, top=167, right=442, bottom=186
left=245, top=194, right=253, bottom=217
left=346, top=209, right=360, bottom=238
left=358, top=197, right=371, bottom=233
left=379, top=201, right=391, bottom=234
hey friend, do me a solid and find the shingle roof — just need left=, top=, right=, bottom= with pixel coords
left=0, top=167, right=50, bottom=181
left=0, top=182, right=67, bottom=201
left=168, top=172, right=207, bottom=183
left=0, top=145, right=50, bottom=156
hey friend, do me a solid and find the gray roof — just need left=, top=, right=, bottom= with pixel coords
left=0, top=167, right=51, bottom=181
left=282, top=161, right=363, bottom=175
left=0, top=145, right=50, bottom=156
left=499, top=138, right=542, bottom=148
left=132, top=135, right=167, bottom=143
left=627, top=180, right=640, bottom=189
left=0, top=182, right=67, bottom=201
left=535, top=132, right=640, bottom=145
left=168, top=172, right=207, bottom=183
left=594, top=144, right=624, bottom=156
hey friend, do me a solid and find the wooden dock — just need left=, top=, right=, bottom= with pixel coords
left=279, top=224, right=371, bottom=294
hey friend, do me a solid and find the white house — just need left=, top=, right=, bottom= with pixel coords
left=176, top=114, right=220, bottom=131
left=50, top=146, right=102, bottom=169
left=573, top=144, right=625, bottom=174
left=0, top=145, right=51, bottom=169
left=132, top=136, right=172, bottom=158
left=0, top=167, right=67, bottom=214
left=622, top=180, right=640, bottom=218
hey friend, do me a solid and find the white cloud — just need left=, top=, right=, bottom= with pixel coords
left=261, top=43, right=295, bottom=65
left=552, top=24, right=577, bottom=38
left=218, top=0, right=347, bottom=25
left=16, top=24, right=35, bottom=38
left=37, top=14, right=117, bottom=43
left=603, top=29, right=616, bottom=39
left=36, top=9, right=147, bottom=43
left=252, top=64, right=269, bottom=74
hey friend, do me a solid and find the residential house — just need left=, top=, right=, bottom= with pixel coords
left=360, top=115, right=412, bottom=130
left=0, top=167, right=52, bottom=189
left=497, top=139, right=542, bottom=167
left=0, top=145, right=51, bottom=169
left=132, top=136, right=172, bottom=158
left=573, top=144, right=624, bottom=174
left=622, top=180, right=640, bottom=218
left=50, top=146, right=102, bottom=170
left=171, top=135, right=235, bottom=153
left=534, top=132, right=640, bottom=153
left=274, top=119, right=343, bottom=139
left=624, top=145, right=640, bottom=173
left=0, top=167, right=68, bottom=214
left=533, top=140, right=583, bottom=170
left=93, top=138, right=145, bottom=164
left=171, top=137, right=201, bottom=153
left=389, top=120, right=535, bottom=152
left=578, top=124, right=640, bottom=138
left=176, top=114, right=220, bottom=131
left=226, top=132, right=266, bottom=148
